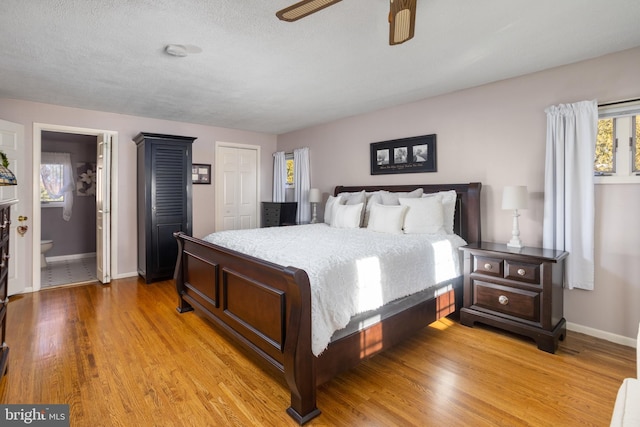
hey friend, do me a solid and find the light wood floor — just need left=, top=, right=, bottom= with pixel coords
left=0, top=277, right=635, bottom=426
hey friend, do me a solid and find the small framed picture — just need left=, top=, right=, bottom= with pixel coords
left=192, top=163, right=211, bottom=184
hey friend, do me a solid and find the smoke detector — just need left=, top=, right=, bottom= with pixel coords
left=164, top=44, right=202, bottom=57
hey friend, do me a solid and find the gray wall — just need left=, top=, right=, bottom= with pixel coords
left=41, top=132, right=97, bottom=257
left=277, top=46, right=640, bottom=343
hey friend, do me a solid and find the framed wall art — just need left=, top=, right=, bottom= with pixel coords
left=192, top=163, right=211, bottom=184
left=370, top=134, right=437, bottom=175
left=76, top=162, right=97, bottom=196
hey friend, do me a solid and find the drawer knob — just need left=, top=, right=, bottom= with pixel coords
left=484, top=263, right=492, bottom=270
left=498, top=295, right=509, bottom=305
left=517, top=268, right=526, bottom=276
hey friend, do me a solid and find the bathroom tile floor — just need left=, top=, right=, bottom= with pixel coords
left=41, top=256, right=98, bottom=288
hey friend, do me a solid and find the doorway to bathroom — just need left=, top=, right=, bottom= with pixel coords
left=32, top=124, right=116, bottom=292
left=40, top=131, right=97, bottom=287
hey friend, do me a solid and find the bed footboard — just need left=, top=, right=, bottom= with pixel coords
left=173, top=232, right=321, bottom=424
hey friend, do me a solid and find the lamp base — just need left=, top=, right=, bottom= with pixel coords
left=507, top=209, right=523, bottom=249
left=507, top=238, right=524, bottom=249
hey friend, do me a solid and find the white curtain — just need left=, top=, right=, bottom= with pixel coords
left=293, top=147, right=311, bottom=223
left=543, top=100, right=597, bottom=290
left=41, top=152, right=75, bottom=221
left=272, top=151, right=286, bottom=203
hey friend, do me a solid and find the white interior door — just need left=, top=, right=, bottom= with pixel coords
left=237, top=148, right=258, bottom=228
left=96, top=133, right=111, bottom=283
left=215, top=144, right=259, bottom=231
left=0, top=119, right=27, bottom=296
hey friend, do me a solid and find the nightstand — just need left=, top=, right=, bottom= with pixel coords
left=460, top=242, right=568, bottom=353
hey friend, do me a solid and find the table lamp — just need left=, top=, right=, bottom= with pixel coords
left=309, top=188, right=321, bottom=224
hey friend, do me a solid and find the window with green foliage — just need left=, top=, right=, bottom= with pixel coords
left=595, top=118, right=614, bottom=173
left=634, top=116, right=640, bottom=172
left=596, top=101, right=640, bottom=182
left=285, top=154, right=294, bottom=187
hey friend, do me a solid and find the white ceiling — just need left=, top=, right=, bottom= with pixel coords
left=1, top=0, right=639, bottom=134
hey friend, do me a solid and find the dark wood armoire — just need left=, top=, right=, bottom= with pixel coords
left=134, top=132, right=196, bottom=283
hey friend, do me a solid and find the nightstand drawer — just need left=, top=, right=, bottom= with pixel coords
left=505, top=260, right=540, bottom=284
left=473, top=256, right=503, bottom=277
left=474, top=281, right=540, bottom=323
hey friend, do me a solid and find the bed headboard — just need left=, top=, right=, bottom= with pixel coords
left=333, top=182, right=482, bottom=244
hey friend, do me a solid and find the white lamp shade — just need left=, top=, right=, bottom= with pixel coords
left=502, top=186, right=528, bottom=210
left=309, top=188, right=322, bottom=203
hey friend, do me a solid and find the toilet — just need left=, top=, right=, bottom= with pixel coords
left=41, top=240, right=53, bottom=268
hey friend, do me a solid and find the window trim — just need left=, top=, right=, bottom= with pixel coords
left=41, top=201, right=65, bottom=208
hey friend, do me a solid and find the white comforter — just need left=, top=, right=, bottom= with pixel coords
left=203, top=224, right=466, bottom=356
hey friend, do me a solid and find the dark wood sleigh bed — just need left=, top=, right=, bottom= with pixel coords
left=173, top=182, right=482, bottom=424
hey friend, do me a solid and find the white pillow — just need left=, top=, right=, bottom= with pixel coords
left=338, top=190, right=366, bottom=225
left=323, top=195, right=344, bottom=225
left=337, top=190, right=366, bottom=205
left=367, top=203, right=407, bottom=234
left=331, top=203, right=364, bottom=229
left=362, top=191, right=383, bottom=227
left=422, top=190, right=457, bottom=234
left=399, top=196, right=445, bottom=234
left=380, top=188, right=424, bottom=205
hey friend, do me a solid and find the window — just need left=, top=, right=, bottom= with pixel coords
left=40, top=152, right=73, bottom=210
left=285, top=153, right=294, bottom=187
left=595, top=100, right=640, bottom=183
left=40, top=162, right=65, bottom=204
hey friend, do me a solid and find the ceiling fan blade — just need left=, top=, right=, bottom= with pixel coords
left=276, top=0, right=342, bottom=22
left=389, top=0, right=417, bottom=45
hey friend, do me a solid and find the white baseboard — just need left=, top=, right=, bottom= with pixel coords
left=567, top=321, right=637, bottom=348
left=46, top=252, right=96, bottom=262
left=114, top=271, right=139, bottom=279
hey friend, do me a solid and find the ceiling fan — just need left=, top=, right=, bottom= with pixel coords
left=276, top=0, right=417, bottom=46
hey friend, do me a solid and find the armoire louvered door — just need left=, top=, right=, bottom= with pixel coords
left=134, top=132, right=196, bottom=283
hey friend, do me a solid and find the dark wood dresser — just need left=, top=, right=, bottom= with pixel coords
left=261, top=202, right=297, bottom=227
left=0, top=201, right=14, bottom=376
left=460, top=242, right=568, bottom=353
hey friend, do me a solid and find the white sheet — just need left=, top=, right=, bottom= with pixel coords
left=203, top=224, right=466, bottom=356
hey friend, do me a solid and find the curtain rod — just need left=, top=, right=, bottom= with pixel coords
left=598, top=98, right=640, bottom=107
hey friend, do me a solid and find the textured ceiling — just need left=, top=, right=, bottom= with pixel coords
left=1, top=0, right=640, bottom=134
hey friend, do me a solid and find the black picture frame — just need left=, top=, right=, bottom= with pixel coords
left=192, top=163, right=211, bottom=184
left=370, top=134, right=437, bottom=175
